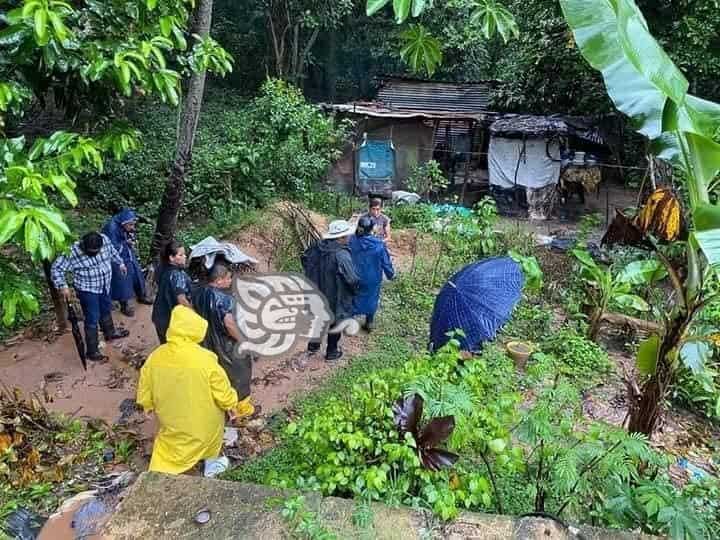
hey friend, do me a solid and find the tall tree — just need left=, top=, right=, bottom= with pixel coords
left=0, top=0, right=198, bottom=329
left=152, top=0, right=222, bottom=258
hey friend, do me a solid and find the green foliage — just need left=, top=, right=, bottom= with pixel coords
left=469, top=0, right=519, bottom=43
left=385, top=203, right=435, bottom=230
left=508, top=251, right=543, bottom=293
left=531, top=326, right=613, bottom=389
left=261, top=341, right=517, bottom=519
left=501, top=300, right=553, bottom=342
left=399, top=24, right=443, bottom=77
left=515, top=382, right=669, bottom=523
left=239, top=79, right=351, bottom=197
left=604, top=476, right=715, bottom=539
left=280, top=496, right=338, bottom=540
left=0, top=263, right=40, bottom=327
left=87, top=82, right=349, bottom=220
left=406, top=160, right=447, bottom=198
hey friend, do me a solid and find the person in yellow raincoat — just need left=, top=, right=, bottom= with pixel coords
left=137, top=305, right=239, bottom=474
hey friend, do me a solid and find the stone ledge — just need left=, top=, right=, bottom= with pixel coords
left=102, top=472, right=654, bottom=539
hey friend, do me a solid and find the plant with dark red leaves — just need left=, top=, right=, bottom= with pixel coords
left=393, top=393, right=459, bottom=471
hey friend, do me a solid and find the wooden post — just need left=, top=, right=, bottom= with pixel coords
left=43, top=260, right=67, bottom=332
left=460, top=120, right=475, bottom=206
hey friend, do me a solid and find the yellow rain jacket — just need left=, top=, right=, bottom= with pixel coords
left=137, top=305, right=239, bottom=474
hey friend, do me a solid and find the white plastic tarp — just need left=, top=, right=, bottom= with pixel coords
left=488, top=136, right=561, bottom=190
left=189, top=236, right=258, bottom=269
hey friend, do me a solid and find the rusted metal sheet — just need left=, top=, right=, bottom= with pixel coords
left=376, top=78, right=493, bottom=113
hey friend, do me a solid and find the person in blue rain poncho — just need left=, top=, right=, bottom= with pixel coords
left=349, top=216, right=395, bottom=332
left=102, top=208, right=152, bottom=316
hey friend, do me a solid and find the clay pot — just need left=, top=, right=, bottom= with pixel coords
left=506, top=341, right=533, bottom=371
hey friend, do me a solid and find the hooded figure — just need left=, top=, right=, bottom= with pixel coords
left=349, top=216, right=395, bottom=331
left=137, top=305, right=239, bottom=474
left=102, top=208, right=149, bottom=316
left=301, top=220, right=359, bottom=361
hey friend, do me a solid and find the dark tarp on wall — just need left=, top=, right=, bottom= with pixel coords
left=326, top=118, right=434, bottom=193
left=356, top=140, right=395, bottom=195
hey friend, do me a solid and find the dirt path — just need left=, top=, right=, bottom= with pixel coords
left=0, top=226, right=416, bottom=455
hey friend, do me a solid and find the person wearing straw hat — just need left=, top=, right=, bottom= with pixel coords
left=301, top=219, right=359, bottom=361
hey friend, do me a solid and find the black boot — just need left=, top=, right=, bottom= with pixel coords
left=119, top=301, right=135, bottom=317
left=85, top=325, right=108, bottom=362
left=101, top=315, right=129, bottom=341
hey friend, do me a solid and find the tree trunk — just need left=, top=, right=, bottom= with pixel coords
left=151, top=0, right=213, bottom=260
left=42, top=260, right=66, bottom=332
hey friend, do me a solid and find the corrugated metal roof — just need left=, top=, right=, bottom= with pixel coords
left=319, top=102, right=494, bottom=121
left=490, top=114, right=607, bottom=145
left=376, top=78, right=493, bottom=113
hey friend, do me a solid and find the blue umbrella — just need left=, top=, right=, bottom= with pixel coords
left=430, top=257, right=524, bottom=352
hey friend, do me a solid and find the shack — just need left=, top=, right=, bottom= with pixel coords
left=488, top=114, right=613, bottom=219
left=322, top=77, right=496, bottom=200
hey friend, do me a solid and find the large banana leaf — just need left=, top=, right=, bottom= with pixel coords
left=560, top=0, right=720, bottom=267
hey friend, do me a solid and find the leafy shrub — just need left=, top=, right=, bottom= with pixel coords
left=530, top=326, right=613, bottom=389
left=514, top=382, right=666, bottom=523
left=604, top=476, right=717, bottom=539
left=254, top=341, right=521, bottom=520
left=385, top=203, right=435, bottom=230
left=406, top=160, right=448, bottom=199
left=502, top=300, right=553, bottom=342
left=80, top=81, right=350, bottom=219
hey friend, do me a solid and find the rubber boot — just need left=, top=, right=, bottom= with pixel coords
left=119, top=301, right=135, bottom=317
left=85, top=325, right=108, bottom=362
left=101, top=315, right=129, bottom=341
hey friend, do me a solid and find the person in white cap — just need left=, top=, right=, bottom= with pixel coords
left=301, top=220, right=359, bottom=361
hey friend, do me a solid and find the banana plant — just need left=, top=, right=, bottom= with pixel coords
left=560, top=0, right=720, bottom=435
left=571, top=249, right=664, bottom=341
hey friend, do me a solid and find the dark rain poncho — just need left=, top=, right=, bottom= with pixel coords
left=151, top=266, right=192, bottom=343
left=102, top=208, right=146, bottom=302
left=192, top=285, right=252, bottom=399
left=301, top=239, right=359, bottom=323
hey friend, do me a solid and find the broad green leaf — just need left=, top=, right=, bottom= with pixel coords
left=411, top=0, right=428, bottom=18
left=684, top=132, right=720, bottom=187
left=159, top=16, right=173, bottom=38
left=612, top=293, right=649, bottom=312
left=0, top=25, right=28, bottom=47
left=34, top=8, right=48, bottom=44
left=637, top=335, right=659, bottom=376
left=471, top=0, right=519, bottom=44
left=146, top=0, right=158, bottom=10
left=616, top=259, right=667, bottom=285
left=680, top=340, right=710, bottom=374
left=614, top=0, right=688, bottom=105
left=24, top=218, right=40, bottom=258
left=47, top=12, right=68, bottom=42
left=694, top=204, right=720, bottom=232
left=393, top=0, right=411, bottom=23
left=693, top=229, right=720, bottom=269
left=560, top=0, right=668, bottom=139
left=366, top=0, right=391, bottom=16
left=2, top=297, right=17, bottom=327
left=570, top=248, right=595, bottom=267
left=0, top=210, right=25, bottom=245
left=399, top=24, right=442, bottom=77
left=488, top=438, right=506, bottom=454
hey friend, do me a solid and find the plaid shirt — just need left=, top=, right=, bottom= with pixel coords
left=51, top=234, right=124, bottom=294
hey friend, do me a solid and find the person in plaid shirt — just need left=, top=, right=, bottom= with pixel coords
left=52, top=232, right=130, bottom=361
